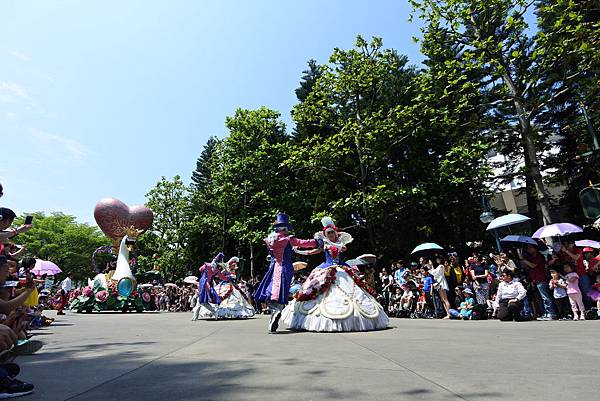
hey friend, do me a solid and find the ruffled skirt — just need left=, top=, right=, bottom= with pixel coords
left=281, top=266, right=389, bottom=332
left=216, top=283, right=255, bottom=318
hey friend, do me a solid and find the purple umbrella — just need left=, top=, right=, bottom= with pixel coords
left=31, top=260, right=62, bottom=276
left=532, top=223, right=583, bottom=239
left=575, top=240, right=600, bottom=249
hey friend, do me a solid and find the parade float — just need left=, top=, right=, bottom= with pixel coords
left=70, top=198, right=155, bottom=313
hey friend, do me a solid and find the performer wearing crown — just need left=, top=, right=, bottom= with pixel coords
left=254, top=212, right=318, bottom=333
left=191, top=253, right=228, bottom=321
left=280, top=217, right=389, bottom=332
left=215, top=257, right=256, bottom=318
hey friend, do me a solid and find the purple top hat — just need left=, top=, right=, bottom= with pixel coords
left=272, top=212, right=292, bottom=230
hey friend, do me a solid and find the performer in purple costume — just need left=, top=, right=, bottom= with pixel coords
left=254, top=213, right=317, bottom=333
left=192, top=252, right=227, bottom=321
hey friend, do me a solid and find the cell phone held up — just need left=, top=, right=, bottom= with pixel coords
left=24, top=215, right=33, bottom=225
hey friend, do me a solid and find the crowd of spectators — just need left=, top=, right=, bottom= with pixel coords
left=0, top=183, right=53, bottom=398
left=377, top=242, right=600, bottom=321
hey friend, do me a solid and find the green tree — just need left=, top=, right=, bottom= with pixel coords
left=143, top=175, right=191, bottom=280
left=410, top=0, right=600, bottom=224
left=205, top=107, right=295, bottom=276
left=191, top=136, right=220, bottom=190
left=14, top=212, right=108, bottom=281
left=291, top=36, right=419, bottom=251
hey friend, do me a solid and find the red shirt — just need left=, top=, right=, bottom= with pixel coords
left=559, top=248, right=585, bottom=276
left=589, top=256, right=600, bottom=273
left=527, top=254, right=547, bottom=284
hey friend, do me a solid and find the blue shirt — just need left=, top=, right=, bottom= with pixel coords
left=422, top=276, right=433, bottom=292
left=394, top=268, right=407, bottom=285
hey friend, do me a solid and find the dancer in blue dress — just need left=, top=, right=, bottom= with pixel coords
left=191, top=253, right=227, bottom=321
left=254, top=212, right=318, bottom=333
left=281, top=217, right=389, bottom=332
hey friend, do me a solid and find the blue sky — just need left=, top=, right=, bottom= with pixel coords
left=0, top=0, right=425, bottom=224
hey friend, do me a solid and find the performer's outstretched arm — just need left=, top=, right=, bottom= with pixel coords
left=289, top=237, right=317, bottom=249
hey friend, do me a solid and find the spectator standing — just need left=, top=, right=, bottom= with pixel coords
left=470, top=256, right=490, bottom=305
left=558, top=242, right=589, bottom=300
left=563, top=264, right=585, bottom=320
left=393, top=261, right=408, bottom=287
left=520, top=245, right=557, bottom=320
left=431, top=256, right=450, bottom=319
left=56, top=273, right=72, bottom=315
left=420, top=266, right=434, bottom=317
left=548, top=266, right=570, bottom=320
left=378, top=267, right=393, bottom=313
left=444, top=255, right=463, bottom=309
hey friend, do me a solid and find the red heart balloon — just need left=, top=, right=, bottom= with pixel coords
left=94, top=198, right=153, bottom=239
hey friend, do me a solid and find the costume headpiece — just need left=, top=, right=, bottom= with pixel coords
left=273, top=212, right=292, bottom=230
left=321, top=216, right=338, bottom=233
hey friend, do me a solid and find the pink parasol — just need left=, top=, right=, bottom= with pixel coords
left=31, top=260, right=62, bottom=276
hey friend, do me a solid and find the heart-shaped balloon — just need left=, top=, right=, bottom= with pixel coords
left=94, top=198, right=153, bottom=239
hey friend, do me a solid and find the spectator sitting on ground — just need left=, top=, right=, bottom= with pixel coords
left=496, top=270, right=527, bottom=321
left=457, top=288, right=475, bottom=319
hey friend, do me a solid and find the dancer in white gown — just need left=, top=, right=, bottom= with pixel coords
left=215, top=257, right=256, bottom=318
left=281, top=217, right=389, bottom=332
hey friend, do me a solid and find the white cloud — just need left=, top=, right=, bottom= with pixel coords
left=8, top=50, right=31, bottom=61
left=0, top=81, right=32, bottom=103
left=30, top=128, right=88, bottom=160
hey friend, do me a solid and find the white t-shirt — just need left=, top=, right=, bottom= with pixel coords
left=61, top=277, right=73, bottom=292
left=431, top=265, right=449, bottom=291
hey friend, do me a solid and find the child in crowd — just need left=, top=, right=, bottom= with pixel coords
left=451, top=288, right=474, bottom=319
left=549, top=266, right=571, bottom=320
left=420, top=267, right=434, bottom=317
left=388, top=287, right=403, bottom=317
left=399, top=283, right=413, bottom=312
left=563, top=264, right=585, bottom=320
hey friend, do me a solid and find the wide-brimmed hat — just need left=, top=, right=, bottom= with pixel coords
left=273, top=212, right=292, bottom=229
left=463, top=288, right=474, bottom=295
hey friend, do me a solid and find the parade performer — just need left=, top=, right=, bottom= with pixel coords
left=281, top=217, right=389, bottom=332
left=215, top=257, right=256, bottom=318
left=191, top=253, right=227, bottom=321
left=254, top=212, right=318, bottom=333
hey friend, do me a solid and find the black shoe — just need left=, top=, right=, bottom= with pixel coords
left=269, top=310, right=281, bottom=333
left=0, top=378, right=34, bottom=399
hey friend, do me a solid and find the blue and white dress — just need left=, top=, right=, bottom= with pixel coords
left=215, top=272, right=255, bottom=319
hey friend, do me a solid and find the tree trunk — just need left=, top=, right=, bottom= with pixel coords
left=522, top=149, right=541, bottom=228
left=502, top=73, right=554, bottom=224
left=249, top=243, right=254, bottom=278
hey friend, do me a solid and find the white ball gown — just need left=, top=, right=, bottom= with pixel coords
left=281, top=247, right=389, bottom=332
left=215, top=275, right=255, bottom=319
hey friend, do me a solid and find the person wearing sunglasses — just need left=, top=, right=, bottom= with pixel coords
left=496, top=271, right=527, bottom=321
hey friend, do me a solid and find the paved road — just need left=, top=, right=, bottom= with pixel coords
left=18, top=311, right=599, bottom=401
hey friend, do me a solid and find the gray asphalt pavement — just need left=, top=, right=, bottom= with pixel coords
left=18, top=311, right=600, bottom=401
